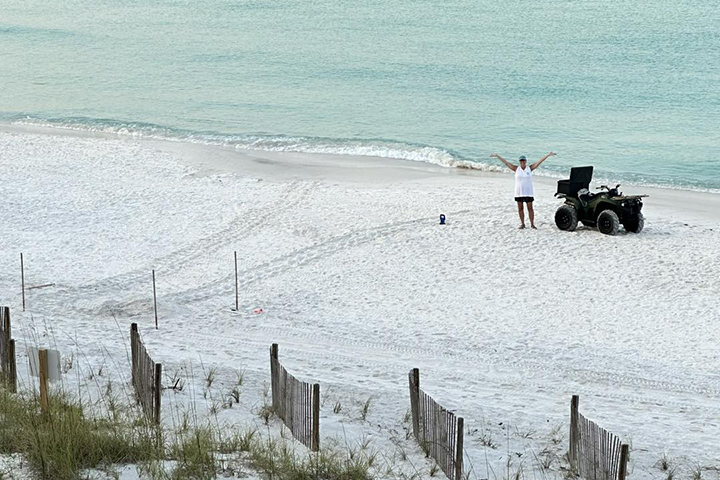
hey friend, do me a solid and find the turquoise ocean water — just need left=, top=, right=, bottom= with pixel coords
left=1, top=0, right=719, bottom=191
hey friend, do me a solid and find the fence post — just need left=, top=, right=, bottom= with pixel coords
left=234, top=251, right=239, bottom=311
left=152, top=270, right=158, bottom=329
left=3, top=306, right=10, bottom=338
left=130, top=323, right=138, bottom=388
left=271, top=344, right=279, bottom=409
left=39, top=348, right=49, bottom=413
left=569, top=395, right=579, bottom=467
left=455, top=416, right=464, bottom=480
left=311, top=383, right=320, bottom=452
left=618, top=444, right=629, bottom=480
left=1, top=307, right=13, bottom=392
left=20, top=254, right=26, bottom=312
left=154, top=363, right=162, bottom=424
left=8, top=340, right=16, bottom=393
left=270, top=344, right=278, bottom=409
left=409, top=368, right=420, bottom=440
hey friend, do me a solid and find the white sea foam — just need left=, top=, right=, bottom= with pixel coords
left=11, top=118, right=720, bottom=194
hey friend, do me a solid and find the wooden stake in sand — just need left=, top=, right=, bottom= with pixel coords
left=20, top=253, right=25, bottom=312
left=569, top=395, right=579, bottom=465
left=618, top=444, right=630, bottom=480
left=234, top=251, right=239, bottom=311
left=153, top=363, right=162, bottom=423
left=39, top=348, right=49, bottom=413
left=8, top=340, right=16, bottom=394
left=152, top=270, right=158, bottom=329
left=408, top=368, right=420, bottom=438
left=311, top=383, right=320, bottom=452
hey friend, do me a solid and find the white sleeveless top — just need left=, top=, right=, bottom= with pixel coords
left=514, top=166, right=534, bottom=197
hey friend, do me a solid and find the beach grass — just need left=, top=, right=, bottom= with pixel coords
left=0, top=388, right=160, bottom=480
left=0, top=383, right=376, bottom=480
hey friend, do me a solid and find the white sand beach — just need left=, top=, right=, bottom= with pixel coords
left=1, top=123, right=719, bottom=480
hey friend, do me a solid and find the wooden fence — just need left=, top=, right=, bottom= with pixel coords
left=408, top=368, right=463, bottom=480
left=270, top=344, right=320, bottom=451
left=130, top=323, right=162, bottom=423
left=0, top=302, right=640, bottom=478
left=569, top=395, right=629, bottom=480
left=0, top=307, right=17, bottom=393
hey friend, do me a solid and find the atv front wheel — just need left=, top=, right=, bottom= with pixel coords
left=623, top=213, right=644, bottom=233
left=597, top=209, right=620, bottom=235
left=555, top=204, right=578, bottom=231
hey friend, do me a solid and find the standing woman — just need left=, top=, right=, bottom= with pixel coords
left=491, top=152, right=556, bottom=229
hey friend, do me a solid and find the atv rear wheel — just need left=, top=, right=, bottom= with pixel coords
left=555, top=204, right=578, bottom=231
left=623, top=213, right=644, bottom=233
left=597, top=209, right=620, bottom=235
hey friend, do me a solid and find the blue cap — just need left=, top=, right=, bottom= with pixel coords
left=519, top=155, right=527, bottom=161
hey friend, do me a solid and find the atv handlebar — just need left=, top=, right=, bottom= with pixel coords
left=597, top=184, right=621, bottom=192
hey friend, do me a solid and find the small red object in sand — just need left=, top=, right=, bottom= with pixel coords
left=252, top=308, right=264, bottom=314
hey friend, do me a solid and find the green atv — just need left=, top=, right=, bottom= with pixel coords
left=554, top=166, right=647, bottom=235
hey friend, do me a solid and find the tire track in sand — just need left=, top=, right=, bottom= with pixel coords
left=186, top=320, right=720, bottom=401
left=148, top=325, right=720, bottom=414
left=39, top=181, right=316, bottom=307
left=111, top=209, right=473, bottom=309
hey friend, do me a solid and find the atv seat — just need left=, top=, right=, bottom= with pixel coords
left=557, top=166, right=593, bottom=197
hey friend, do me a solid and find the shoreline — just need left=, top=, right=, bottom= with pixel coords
left=3, top=122, right=719, bottom=227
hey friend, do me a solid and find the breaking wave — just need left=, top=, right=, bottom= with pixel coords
left=8, top=115, right=720, bottom=194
